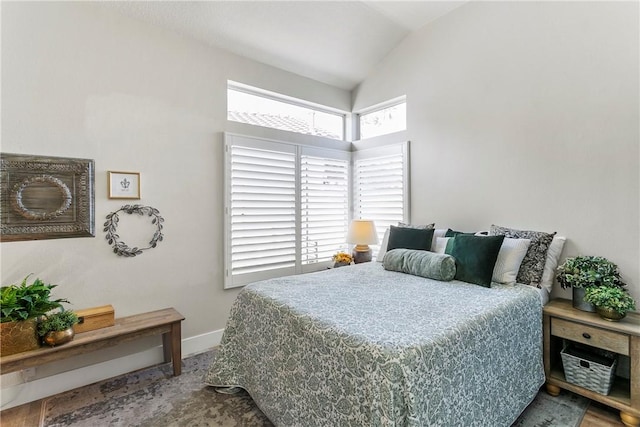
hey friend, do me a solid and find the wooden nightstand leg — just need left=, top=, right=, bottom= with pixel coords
left=545, top=383, right=561, bottom=396
left=620, top=411, right=640, bottom=427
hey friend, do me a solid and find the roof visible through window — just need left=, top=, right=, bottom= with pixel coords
left=227, top=84, right=345, bottom=140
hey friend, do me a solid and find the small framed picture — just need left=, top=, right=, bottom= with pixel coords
left=108, top=171, right=140, bottom=199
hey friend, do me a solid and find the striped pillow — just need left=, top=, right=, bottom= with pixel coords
left=492, top=238, right=531, bottom=285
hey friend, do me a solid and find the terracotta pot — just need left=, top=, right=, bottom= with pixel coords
left=596, top=306, right=626, bottom=322
left=43, top=327, right=75, bottom=347
left=0, top=318, right=40, bottom=356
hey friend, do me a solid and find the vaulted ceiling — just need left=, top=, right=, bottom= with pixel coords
left=100, top=1, right=466, bottom=90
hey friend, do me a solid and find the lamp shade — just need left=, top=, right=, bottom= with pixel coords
left=347, top=220, right=379, bottom=245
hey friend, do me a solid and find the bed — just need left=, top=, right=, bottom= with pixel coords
left=205, top=260, right=546, bottom=426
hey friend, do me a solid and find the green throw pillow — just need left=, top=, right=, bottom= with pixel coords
left=445, top=234, right=505, bottom=287
left=383, top=248, right=456, bottom=281
left=387, top=225, right=434, bottom=251
left=444, top=229, right=475, bottom=238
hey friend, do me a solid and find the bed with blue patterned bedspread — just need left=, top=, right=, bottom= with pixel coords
left=205, top=262, right=545, bottom=426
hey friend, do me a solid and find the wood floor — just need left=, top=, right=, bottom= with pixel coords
left=0, top=392, right=625, bottom=427
left=581, top=401, right=626, bottom=427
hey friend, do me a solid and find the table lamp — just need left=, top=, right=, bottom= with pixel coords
left=347, top=220, right=379, bottom=263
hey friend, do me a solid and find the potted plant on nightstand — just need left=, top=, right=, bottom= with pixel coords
left=583, top=284, right=636, bottom=321
left=556, top=256, right=623, bottom=312
left=37, top=309, right=79, bottom=346
left=1, top=275, right=69, bottom=356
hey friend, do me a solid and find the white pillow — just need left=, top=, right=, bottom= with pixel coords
left=539, top=236, right=567, bottom=293
left=376, top=228, right=391, bottom=261
left=492, top=238, right=531, bottom=285
left=433, top=236, right=450, bottom=254
left=431, top=229, right=448, bottom=251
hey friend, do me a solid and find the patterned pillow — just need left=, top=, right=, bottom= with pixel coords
left=397, top=222, right=435, bottom=230
left=489, top=225, right=556, bottom=287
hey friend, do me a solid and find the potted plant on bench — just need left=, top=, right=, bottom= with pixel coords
left=1, top=275, right=69, bottom=356
left=38, top=309, right=79, bottom=346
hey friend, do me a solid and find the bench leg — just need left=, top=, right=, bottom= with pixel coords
left=162, top=321, right=182, bottom=376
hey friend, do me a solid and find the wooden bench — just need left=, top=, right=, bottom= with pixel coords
left=0, top=307, right=185, bottom=376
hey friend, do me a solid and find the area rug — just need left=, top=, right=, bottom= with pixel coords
left=41, top=349, right=589, bottom=426
left=512, top=389, right=589, bottom=427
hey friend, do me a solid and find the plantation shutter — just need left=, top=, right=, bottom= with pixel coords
left=300, top=148, right=350, bottom=269
left=353, top=142, right=409, bottom=243
left=225, top=135, right=297, bottom=287
left=224, top=134, right=407, bottom=288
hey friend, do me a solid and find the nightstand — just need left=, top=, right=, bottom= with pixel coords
left=543, top=299, right=640, bottom=427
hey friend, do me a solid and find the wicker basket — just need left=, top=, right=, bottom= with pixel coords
left=561, top=343, right=618, bottom=395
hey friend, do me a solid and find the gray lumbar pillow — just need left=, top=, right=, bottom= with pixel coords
left=383, top=248, right=456, bottom=281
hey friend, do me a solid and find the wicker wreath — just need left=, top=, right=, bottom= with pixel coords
left=104, top=205, right=164, bottom=257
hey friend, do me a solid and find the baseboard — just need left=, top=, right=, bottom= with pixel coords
left=0, top=328, right=224, bottom=410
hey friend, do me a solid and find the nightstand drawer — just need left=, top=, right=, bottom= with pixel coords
left=551, top=318, right=629, bottom=355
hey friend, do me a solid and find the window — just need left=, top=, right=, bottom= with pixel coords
left=227, top=81, right=345, bottom=140
left=224, top=88, right=410, bottom=287
left=358, top=98, right=406, bottom=139
left=227, top=141, right=297, bottom=282
left=301, top=151, right=350, bottom=265
left=225, top=134, right=350, bottom=288
left=353, top=142, right=409, bottom=244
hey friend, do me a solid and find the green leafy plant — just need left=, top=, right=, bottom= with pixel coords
left=0, top=275, right=69, bottom=323
left=37, top=310, right=79, bottom=336
left=556, top=256, right=623, bottom=289
left=584, top=285, right=636, bottom=315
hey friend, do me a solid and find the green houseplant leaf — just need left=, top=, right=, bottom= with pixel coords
left=37, top=310, right=79, bottom=336
left=556, top=256, right=623, bottom=289
left=0, top=275, right=70, bottom=323
left=584, top=285, right=636, bottom=315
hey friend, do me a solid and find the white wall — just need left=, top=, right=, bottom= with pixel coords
left=0, top=2, right=350, bottom=407
left=353, top=1, right=640, bottom=303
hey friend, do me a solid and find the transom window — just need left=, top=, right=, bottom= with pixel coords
left=227, top=81, right=345, bottom=140
left=357, top=97, right=406, bottom=140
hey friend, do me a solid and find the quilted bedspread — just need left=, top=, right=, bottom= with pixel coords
left=205, top=262, right=545, bottom=426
